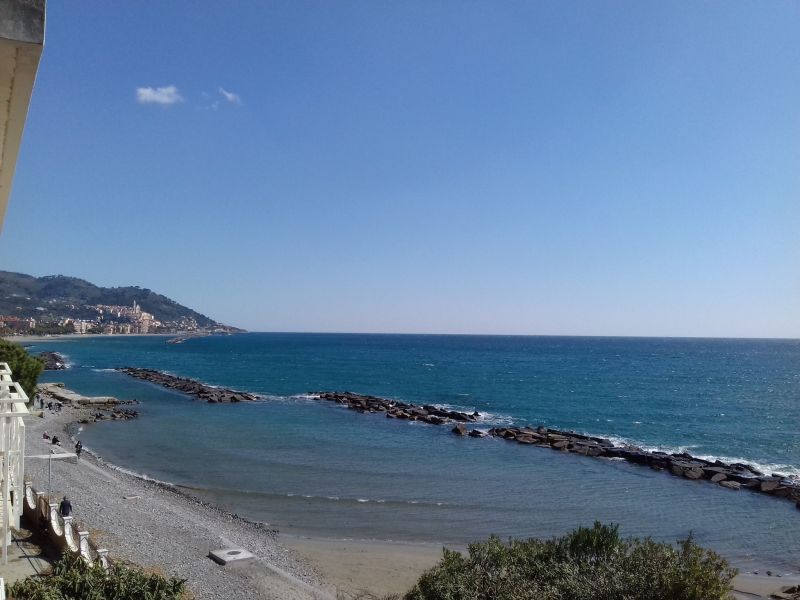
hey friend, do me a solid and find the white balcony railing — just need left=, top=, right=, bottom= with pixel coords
left=0, top=362, right=29, bottom=565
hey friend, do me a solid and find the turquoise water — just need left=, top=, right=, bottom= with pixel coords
left=30, top=334, right=800, bottom=571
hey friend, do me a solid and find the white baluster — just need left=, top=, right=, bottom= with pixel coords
left=62, top=516, right=78, bottom=551
left=96, top=548, right=109, bottom=569
left=49, top=504, right=62, bottom=536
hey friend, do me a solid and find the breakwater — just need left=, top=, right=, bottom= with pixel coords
left=118, top=367, right=259, bottom=403
left=39, top=351, right=66, bottom=370
left=315, top=391, right=481, bottom=423
left=316, top=392, right=800, bottom=510
left=114, top=368, right=800, bottom=510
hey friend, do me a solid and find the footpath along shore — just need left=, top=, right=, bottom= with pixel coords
left=23, top=383, right=800, bottom=600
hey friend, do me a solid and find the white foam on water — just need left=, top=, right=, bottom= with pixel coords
left=277, top=492, right=448, bottom=508
left=433, top=403, right=516, bottom=426
left=594, top=433, right=800, bottom=479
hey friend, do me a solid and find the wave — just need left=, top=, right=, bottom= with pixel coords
left=209, top=488, right=453, bottom=509
left=81, top=447, right=177, bottom=487
left=594, top=434, right=800, bottom=479
left=433, top=403, right=517, bottom=426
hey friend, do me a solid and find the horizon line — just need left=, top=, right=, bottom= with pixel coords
left=235, top=330, right=799, bottom=341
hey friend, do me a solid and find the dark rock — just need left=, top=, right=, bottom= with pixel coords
left=452, top=424, right=467, bottom=436
left=118, top=367, right=256, bottom=405
left=720, top=481, right=741, bottom=490
left=684, top=468, right=705, bottom=480
left=710, top=473, right=727, bottom=483
left=39, top=352, right=66, bottom=370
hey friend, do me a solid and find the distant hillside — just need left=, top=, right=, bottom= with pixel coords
left=0, top=271, right=235, bottom=329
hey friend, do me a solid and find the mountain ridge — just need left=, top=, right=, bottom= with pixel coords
left=0, top=270, right=239, bottom=331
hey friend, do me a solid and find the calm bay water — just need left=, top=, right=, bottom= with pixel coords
left=30, top=333, right=800, bottom=571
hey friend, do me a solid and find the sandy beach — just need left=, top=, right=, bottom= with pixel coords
left=20, top=384, right=800, bottom=600
left=6, top=333, right=171, bottom=344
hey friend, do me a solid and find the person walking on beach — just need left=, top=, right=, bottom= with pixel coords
left=75, top=440, right=82, bottom=459
left=59, top=496, right=72, bottom=517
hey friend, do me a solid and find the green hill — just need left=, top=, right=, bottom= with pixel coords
left=0, top=271, right=232, bottom=329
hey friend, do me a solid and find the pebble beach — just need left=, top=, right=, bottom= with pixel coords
left=23, top=397, right=332, bottom=600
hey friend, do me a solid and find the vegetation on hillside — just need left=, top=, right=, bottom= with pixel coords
left=0, top=339, right=43, bottom=401
left=7, top=553, right=187, bottom=600
left=404, top=523, right=737, bottom=600
left=0, top=270, right=220, bottom=327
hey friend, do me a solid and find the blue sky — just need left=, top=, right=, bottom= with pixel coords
left=0, top=1, right=798, bottom=337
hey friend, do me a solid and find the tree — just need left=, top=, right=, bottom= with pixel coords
left=405, top=523, right=737, bottom=600
left=7, top=552, right=187, bottom=599
left=0, top=339, right=44, bottom=401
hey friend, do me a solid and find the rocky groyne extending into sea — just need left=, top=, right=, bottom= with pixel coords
left=114, top=370, right=800, bottom=510
left=118, top=367, right=259, bottom=403
left=315, top=391, right=481, bottom=424
left=314, top=391, right=800, bottom=510
left=39, top=351, right=66, bottom=370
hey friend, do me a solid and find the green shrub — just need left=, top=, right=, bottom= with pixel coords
left=405, top=522, right=737, bottom=600
left=0, top=339, right=43, bottom=402
left=7, top=552, right=187, bottom=600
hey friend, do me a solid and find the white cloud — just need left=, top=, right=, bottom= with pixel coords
left=136, top=85, right=184, bottom=105
left=218, top=87, right=242, bottom=105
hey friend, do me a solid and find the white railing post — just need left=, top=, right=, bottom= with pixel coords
left=97, top=548, right=109, bottom=569
left=49, top=504, right=61, bottom=536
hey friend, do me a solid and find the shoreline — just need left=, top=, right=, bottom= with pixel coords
left=6, top=333, right=173, bottom=344
left=25, top=395, right=331, bottom=600
left=25, top=383, right=800, bottom=599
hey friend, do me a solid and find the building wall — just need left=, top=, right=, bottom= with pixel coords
left=0, top=0, right=44, bottom=232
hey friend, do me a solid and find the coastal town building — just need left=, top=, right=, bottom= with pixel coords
left=0, top=317, right=35, bottom=332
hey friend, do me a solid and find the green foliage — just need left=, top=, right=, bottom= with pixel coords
left=0, top=339, right=43, bottom=401
left=0, top=270, right=218, bottom=327
left=31, top=324, right=75, bottom=336
left=7, top=552, right=187, bottom=600
left=405, top=522, right=737, bottom=600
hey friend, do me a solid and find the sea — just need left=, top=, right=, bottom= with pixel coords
left=26, top=333, right=800, bottom=572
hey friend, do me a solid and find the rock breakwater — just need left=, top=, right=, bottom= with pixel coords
left=472, top=425, right=800, bottom=508
left=314, top=391, right=481, bottom=424
left=39, top=351, right=66, bottom=370
left=112, top=375, right=800, bottom=510
left=118, top=367, right=259, bottom=403
left=314, top=391, right=800, bottom=509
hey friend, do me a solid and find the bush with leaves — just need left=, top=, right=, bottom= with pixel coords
left=0, top=339, right=43, bottom=402
left=405, top=522, right=737, bottom=600
left=7, top=552, right=187, bottom=600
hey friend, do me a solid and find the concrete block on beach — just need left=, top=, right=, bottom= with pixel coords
left=209, top=547, right=255, bottom=566
left=39, top=383, right=119, bottom=405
